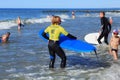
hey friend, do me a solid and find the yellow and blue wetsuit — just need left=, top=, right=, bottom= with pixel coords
left=42, top=24, right=76, bottom=68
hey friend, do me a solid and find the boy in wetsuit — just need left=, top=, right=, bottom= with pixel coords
left=109, top=29, right=120, bottom=60
left=42, top=16, right=76, bottom=68
left=97, top=11, right=112, bottom=45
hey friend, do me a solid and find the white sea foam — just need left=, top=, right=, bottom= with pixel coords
left=7, top=62, right=120, bottom=80
left=106, top=12, right=120, bottom=17
left=0, top=21, right=17, bottom=30
left=0, top=14, right=69, bottom=30
left=1, top=12, right=119, bottom=30
left=77, top=12, right=120, bottom=18
left=25, top=65, right=37, bottom=70
left=86, top=62, right=120, bottom=80
left=6, top=68, right=16, bottom=73
left=78, top=13, right=99, bottom=18
left=25, top=18, right=51, bottom=24
left=58, top=14, right=70, bottom=19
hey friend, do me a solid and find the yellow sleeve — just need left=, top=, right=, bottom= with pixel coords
left=60, top=27, right=68, bottom=36
left=44, top=27, right=49, bottom=33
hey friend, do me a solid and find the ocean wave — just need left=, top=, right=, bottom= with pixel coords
left=6, top=68, right=16, bottom=73
left=0, top=20, right=17, bottom=30
left=0, top=12, right=120, bottom=30
left=0, top=14, right=69, bottom=30
left=77, top=12, right=120, bottom=18
left=106, top=12, right=120, bottom=17
left=88, top=62, right=120, bottom=80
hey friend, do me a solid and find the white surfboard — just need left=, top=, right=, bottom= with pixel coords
left=84, top=33, right=104, bottom=45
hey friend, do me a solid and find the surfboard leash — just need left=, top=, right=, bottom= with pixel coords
left=94, top=49, right=99, bottom=61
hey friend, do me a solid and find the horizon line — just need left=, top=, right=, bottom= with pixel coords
left=0, top=7, right=120, bottom=9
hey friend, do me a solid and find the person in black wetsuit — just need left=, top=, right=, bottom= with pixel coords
left=97, top=11, right=112, bottom=45
left=42, top=16, right=77, bottom=68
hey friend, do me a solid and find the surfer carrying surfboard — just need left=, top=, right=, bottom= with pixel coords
left=42, top=16, right=77, bottom=68
left=97, top=11, right=112, bottom=45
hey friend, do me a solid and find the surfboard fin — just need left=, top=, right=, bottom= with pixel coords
left=81, top=53, right=85, bottom=57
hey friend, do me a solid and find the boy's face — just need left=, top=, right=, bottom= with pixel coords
left=113, top=32, right=118, bottom=36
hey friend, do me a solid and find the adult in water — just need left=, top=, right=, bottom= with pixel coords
left=97, top=11, right=112, bottom=45
left=42, top=16, right=77, bottom=68
left=0, top=32, right=11, bottom=43
left=72, top=11, right=75, bottom=19
left=17, top=16, right=24, bottom=31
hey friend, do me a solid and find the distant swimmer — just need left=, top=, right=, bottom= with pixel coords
left=0, top=32, right=11, bottom=43
left=109, top=29, right=120, bottom=61
left=97, top=11, right=112, bottom=45
left=16, top=16, right=24, bottom=31
left=72, top=11, right=75, bottom=19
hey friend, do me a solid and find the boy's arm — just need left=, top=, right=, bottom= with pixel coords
left=67, top=34, right=77, bottom=39
left=119, top=38, right=120, bottom=45
left=109, top=37, right=112, bottom=54
left=108, top=23, right=111, bottom=32
left=100, top=18, right=104, bottom=31
left=42, top=32, right=49, bottom=40
left=61, top=27, right=77, bottom=39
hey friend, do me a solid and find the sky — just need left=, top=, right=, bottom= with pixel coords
left=0, top=0, right=120, bottom=8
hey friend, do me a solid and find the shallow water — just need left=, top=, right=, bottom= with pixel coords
left=0, top=9, right=120, bottom=80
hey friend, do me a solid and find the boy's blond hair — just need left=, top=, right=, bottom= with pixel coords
left=52, top=16, right=61, bottom=25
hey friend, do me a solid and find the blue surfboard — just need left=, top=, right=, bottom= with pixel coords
left=39, top=29, right=96, bottom=53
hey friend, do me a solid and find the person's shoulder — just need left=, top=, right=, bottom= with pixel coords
left=56, top=25, right=62, bottom=28
left=45, top=25, right=53, bottom=30
left=48, top=24, right=56, bottom=27
left=102, top=17, right=107, bottom=20
left=58, top=25, right=64, bottom=29
left=46, top=25, right=52, bottom=28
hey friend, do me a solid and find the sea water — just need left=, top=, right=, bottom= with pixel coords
left=0, top=8, right=120, bottom=80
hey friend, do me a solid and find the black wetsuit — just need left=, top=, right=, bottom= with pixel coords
left=97, top=17, right=111, bottom=45
left=18, top=23, right=24, bottom=27
left=42, top=32, right=76, bottom=68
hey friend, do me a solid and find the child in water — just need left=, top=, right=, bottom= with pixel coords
left=0, top=32, right=11, bottom=43
left=109, top=29, right=120, bottom=60
left=42, top=16, right=76, bottom=68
